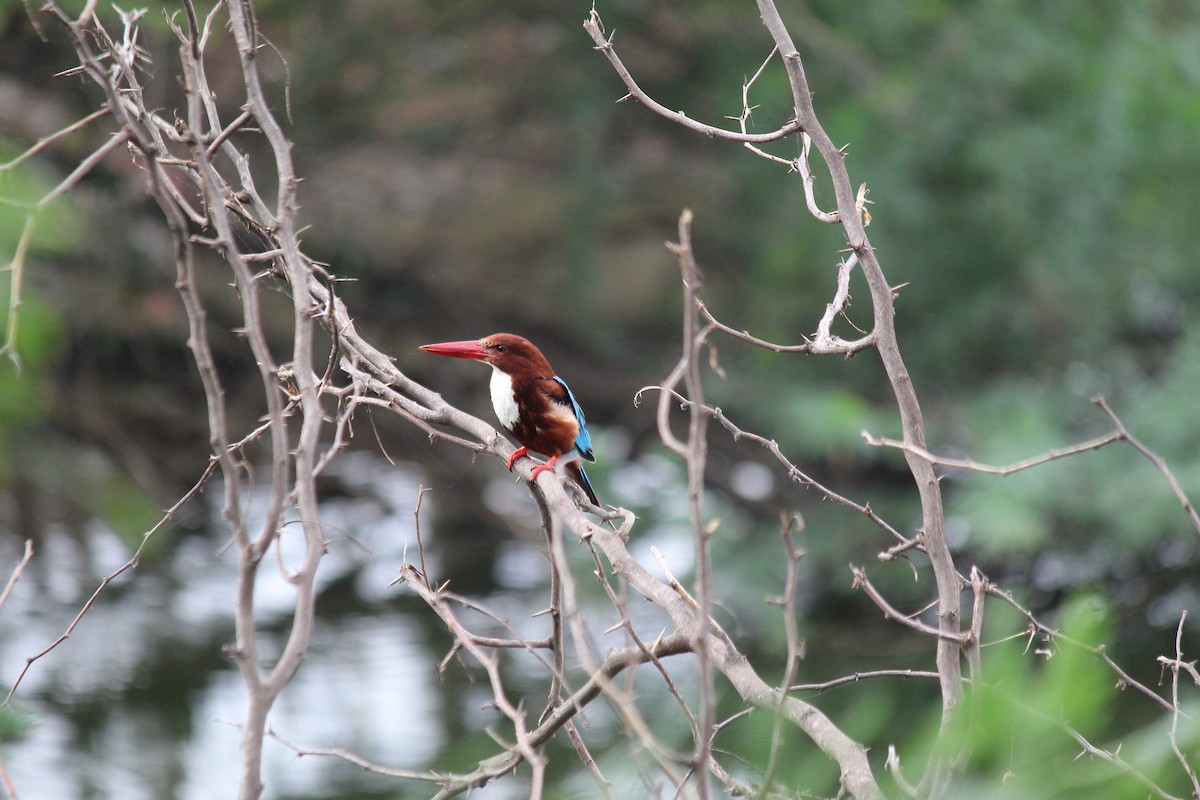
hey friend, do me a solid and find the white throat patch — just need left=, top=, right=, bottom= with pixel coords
left=488, top=366, right=520, bottom=431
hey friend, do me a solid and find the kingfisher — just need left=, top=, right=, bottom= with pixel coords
left=419, top=333, right=600, bottom=507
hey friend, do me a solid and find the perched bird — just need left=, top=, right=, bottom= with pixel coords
left=419, top=333, right=600, bottom=506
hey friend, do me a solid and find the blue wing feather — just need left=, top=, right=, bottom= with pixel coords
left=552, top=376, right=595, bottom=462
left=575, top=464, right=599, bottom=506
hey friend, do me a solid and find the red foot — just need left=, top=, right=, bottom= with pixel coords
left=505, top=446, right=529, bottom=471
left=529, top=454, right=561, bottom=480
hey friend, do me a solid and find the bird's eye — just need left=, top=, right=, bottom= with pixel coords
left=495, top=344, right=507, bottom=353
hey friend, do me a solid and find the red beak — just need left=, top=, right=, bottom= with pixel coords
left=419, top=339, right=489, bottom=361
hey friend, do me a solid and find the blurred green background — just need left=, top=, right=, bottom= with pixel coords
left=1, top=1, right=1198, bottom=798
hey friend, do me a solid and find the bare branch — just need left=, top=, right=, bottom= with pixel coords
left=6, top=444, right=225, bottom=705
left=862, top=429, right=1124, bottom=476
left=697, top=294, right=875, bottom=356
left=583, top=11, right=802, bottom=144
left=1162, top=612, right=1200, bottom=797
left=0, top=540, right=33, bottom=618
left=760, top=514, right=807, bottom=795
left=986, top=584, right=1173, bottom=713
left=1000, top=689, right=1188, bottom=800
left=665, top=209, right=718, bottom=799
left=793, top=669, right=941, bottom=694
left=636, top=386, right=912, bottom=548
left=1093, top=396, right=1200, bottom=537
left=746, top=2, right=965, bottom=753
left=0, top=751, right=17, bottom=800
left=851, top=566, right=968, bottom=643
left=267, top=727, right=449, bottom=781
left=0, top=107, right=111, bottom=171
left=795, top=132, right=841, bottom=223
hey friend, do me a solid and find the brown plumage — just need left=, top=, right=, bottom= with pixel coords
left=419, top=333, right=599, bottom=506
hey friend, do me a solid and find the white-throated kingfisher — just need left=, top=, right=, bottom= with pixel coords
left=419, top=333, right=600, bottom=506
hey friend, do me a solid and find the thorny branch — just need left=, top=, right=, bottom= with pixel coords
left=9, top=4, right=886, bottom=797
left=1093, top=396, right=1200, bottom=537
left=6, top=2, right=1198, bottom=800
left=665, top=210, right=718, bottom=800
left=588, top=1, right=1200, bottom=798
left=0, top=541, right=33, bottom=618
left=636, top=385, right=912, bottom=547
left=862, top=428, right=1125, bottom=476
left=1161, top=612, right=1200, bottom=798
left=16, top=3, right=333, bottom=798
left=1000, top=690, right=1190, bottom=800
left=584, top=10, right=801, bottom=145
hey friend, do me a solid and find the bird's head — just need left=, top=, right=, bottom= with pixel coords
left=419, top=333, right=553, bottom=377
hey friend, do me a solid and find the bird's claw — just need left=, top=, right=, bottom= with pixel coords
left=505, top=446, right=529, bottom=471
left=529, top=455, right=560, bottom=481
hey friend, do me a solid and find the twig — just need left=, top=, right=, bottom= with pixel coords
left=583, top=11, right=802, bottom=145
left=401, top=564, right=547, bottom=797
left=413, top=484, right=433, bottom=583
left=7, top=451, right=220, bottom=705
left=1162, top=612, right=1200, bottom=797
left=267, top=727, right=448, bottom=780
left=986, top=584, right=1173, bottom=713
left=0, top=107, right=111, bottom=171
left=0, top=751, right=18, bottom=800
left=637, top=386, right=911, bottom=547
left=696, top=296, right=875, bottom=356
left=759, top=514, right=806, bottom=796
left=862, top=429, right=1123, bottom=476
left=1093, top=396, right=1200, bottom=537
left=665, top=209, right=717, bottom=800
left=885, top=745, right=919, bottom=799
left=732, top=47, right=809, bottom=175
left=795, top=132, right=841, bottom=223
left=851, top=566, right=967, bottom=643
left=1000, top=688, right=1187, bottom=800
left=792, top=670, right=941, bottom=694
left=0, top=540, right=33, bottom=616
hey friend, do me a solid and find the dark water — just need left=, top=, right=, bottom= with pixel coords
left=6, top=437, right=1194, bottom=799
left=0, top=445, right=709, bottom=799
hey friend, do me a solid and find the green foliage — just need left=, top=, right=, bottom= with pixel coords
left=776, top=386, right=880, bottom=457
left=1, top=2, right=1198, bottom=794
left=0, top=143, right=160, bottom=553
left=847, top=3, right=1200, bottom=382
left=0, top=280, right=64, bottom=373
left=0, top=703, right=29, bottom=744
left=904, top=593, right=1197, bottom=799
left=0, top=140, right=78, bottom=371
left=0, top=286, right=63, bottom=464
left=949, top=326, right=1200, bottom=555
left=0, top=144, right=84, bottom=258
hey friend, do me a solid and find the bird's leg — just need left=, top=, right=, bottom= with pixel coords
left=529, top=454, right=561, bottom=479
left=505, top=446, right=530, bottom=470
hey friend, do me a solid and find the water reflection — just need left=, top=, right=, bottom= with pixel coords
left=0, top=447, right=690, bottom=799
left=6, top=437, right=1190, bottom=798
left=2, top=452, right=447, bottom=799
